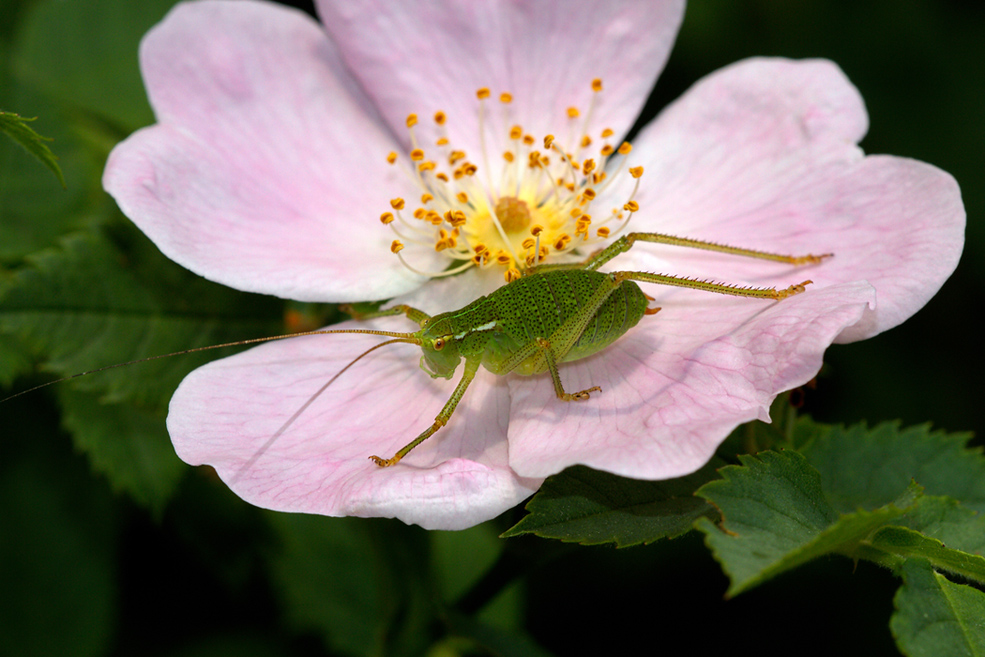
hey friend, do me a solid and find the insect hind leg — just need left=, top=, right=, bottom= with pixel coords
left=582, top=231, right=832, bottom=272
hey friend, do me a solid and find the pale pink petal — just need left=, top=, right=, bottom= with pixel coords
left=104, top=0, right=440, bottom=302
left=316, top=0, right=685, bottom=155
left=506, top=281, right=875, bottom=478
left=625, top=58, right=964, bottom=340
left=168, top=316, right=538, bottom=530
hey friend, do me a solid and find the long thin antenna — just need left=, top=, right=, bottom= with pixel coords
left=0, top=327, right=419, bottom=404
left=230, top=337, right=417, bottom=482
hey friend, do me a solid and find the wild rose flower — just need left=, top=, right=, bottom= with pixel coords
left=103, top=0, right=964, bottom=530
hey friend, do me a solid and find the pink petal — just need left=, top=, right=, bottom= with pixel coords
left=168, top=316, right=539, bottom=530
left=104, top=0, right=440, bottom=302
left=506, top=281, right=875, bottom=478
left=626, top=58, right=964, bottom=340
left=316, top=0, right=685, bottom=155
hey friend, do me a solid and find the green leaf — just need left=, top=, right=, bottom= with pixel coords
left=267, top=515, right=434, bottom=657
left=443, top=610, right=557, bottom=657
left=0, top=398, right=118, bottom=657
left=695, top=450, right=840, bottom=596
left=799, top=421, right=984, bottom=513
left=58, top=387, right=185, bottom=514
left=0, top=228, right=281, bottom=508
left=502, top=461, right=722, bottom=547
left=0, top=229, right=280, bottom=409
left=870, top=524, right=985, bottom=586
left=0, top=84, right=107, bottom=260
left=13, top=0, right=181, bottom=131
left=0, top=110, right=65, bottom=186
left=696, top=437, right=985, bottom=597
left=891, top=559, right=985, bottom=657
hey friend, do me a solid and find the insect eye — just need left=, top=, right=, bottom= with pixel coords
left=432, top=338, right=445, bottom=351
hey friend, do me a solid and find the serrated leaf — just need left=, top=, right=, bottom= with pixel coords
left=0, top=110, right=65, bottom=186
left=0, top=229, right=281, bottom=409
left=502, top=462, right=721, bottom=547
left=897, top=494, right=985, bottom=556
left=0, top=84, right=106, bottom=260
left=800, top=421, right=984, bottom=513
left=58, top=387, right=184, bottom=513
left=696, top=450, right=840, bottom=596
left=870, top=525, right=985, bottom=586
left=891, top=559, right=985, bottom=657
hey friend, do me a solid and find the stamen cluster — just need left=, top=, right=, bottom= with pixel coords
left=380, top=80, right=644, bottom=282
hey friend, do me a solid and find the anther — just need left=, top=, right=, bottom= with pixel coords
left=390, top=240, right=404, bottom=253
left=601, top=128, right=614, bottom=138
left=406, top=114, right=418, bottom=128
left=629, top=166, right=644, bottom=178
left=410, top=148, right=425, bottom=161
left=544, top=135, right=555, bottom=149
left=434, top=111, right=447, bottom=125
left=500, top=92, right=513, bottom=103
left=617, top=142, right=632, bottom=155
left=567, top=107, right=580, bottom=119
left=591, top=78, right=603, bottom=92
left=390, top=198, right=406, bottom=210
left=386, top=152, right=398, bottom=164
left=624, top=200, right=639, bottom=212
left=476, top=87, right=491, bottom=99
left=380, top=212, right=395, bottom=224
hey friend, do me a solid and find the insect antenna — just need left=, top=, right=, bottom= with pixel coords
left=0, top=327, right=420, bottom=404
left=231, top=336, right=419, bottom=481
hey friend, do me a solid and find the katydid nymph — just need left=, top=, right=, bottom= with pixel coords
left=332, top=229, right=827, bottom=467
left=2, top=230, right=828, bottom=470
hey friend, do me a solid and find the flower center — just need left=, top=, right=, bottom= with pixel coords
left=494, top=196, right=531, bottom=233
left=380, top=80, right=644, bottom=282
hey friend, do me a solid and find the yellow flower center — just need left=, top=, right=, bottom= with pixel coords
left=381, top=80, right=644, bottom=283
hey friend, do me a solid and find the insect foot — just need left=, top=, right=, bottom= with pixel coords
left=564, top=386, right=602, bottom=402
left=775, top=280, right=814, bottom=300
left=368, top=454, right=399, bottom=468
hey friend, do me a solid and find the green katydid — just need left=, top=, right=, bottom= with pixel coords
left=2, top=230, right=828, bottom=469
left=338, top=230, right=828, bottom=467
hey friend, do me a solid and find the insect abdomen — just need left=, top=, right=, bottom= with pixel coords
left=492, top=269, right=649, bottom=370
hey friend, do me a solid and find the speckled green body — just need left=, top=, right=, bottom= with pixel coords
left=360, top=230, right=815, bottom=465
left=422, top=269, right=650, bottom=377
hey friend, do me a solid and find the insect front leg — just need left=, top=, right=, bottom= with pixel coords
left=340, top=303, right=432, bottom=327
left=368, top=356, right=482, bottom=467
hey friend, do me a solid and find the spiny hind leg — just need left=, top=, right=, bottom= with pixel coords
left=534, top=338, right=601, bottom=402
left=582, top=231, right=832, bottom=272
left=611, top=271, right=813, bottom=300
